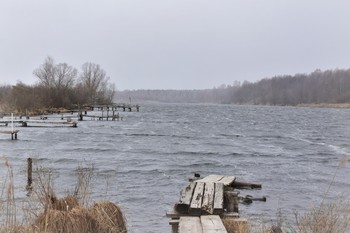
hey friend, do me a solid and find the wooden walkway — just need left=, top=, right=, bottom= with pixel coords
left=0, top=120, right=77, bottom=128
left=179, top=216, right=227, bottom=233
left=167, top=174, right=264, bottom=233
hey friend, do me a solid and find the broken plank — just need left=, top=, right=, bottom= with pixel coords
left=201, top=182, right=215, bottom=214
left=179, top=217, right=203, bottom=233
left=180, top=182, right=197, bottom=205
left=176, top=182, right=197, bottom=213
left=201, top=215, right=227, bottom=233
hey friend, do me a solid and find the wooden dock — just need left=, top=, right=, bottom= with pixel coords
left=0, top=120, right=77, bottom=128
left=87, top=103, right=140, bottom=112
left=0, top=130, right=19, bottom=140
left=167, top=174, right=265, bottom=233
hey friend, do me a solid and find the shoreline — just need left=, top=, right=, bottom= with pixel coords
left=297, top=103, right=350, bottom=109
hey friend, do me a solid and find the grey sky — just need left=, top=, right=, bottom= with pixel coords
left=1, top=0, right=349, bottom=90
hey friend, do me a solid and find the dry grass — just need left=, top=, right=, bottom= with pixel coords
left=0, top=159, right=127, bottom=233
left=90, top=202, right=127, bottom=233
left=295, top=200, right=350, bottom=233
left=223, top=218, right=249, bottom=233
left=34, top=201, right=127, bottom=233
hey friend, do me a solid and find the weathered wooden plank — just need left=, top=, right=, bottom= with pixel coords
left=0, top=130, right=19, bottom=134
left=196, top=175, right=224, bottom=183
left=179, top=182, right=197, bottom=205
left=201, top=215, right=227, bottom=233
left=218, top=176, right=236, bottom=186
left=179, top=217, right=203, bottom=233
left=175, top=182, right=197, bottom=213
left=201, top=182, right=215, bottom=214
left=213, top=183, right=224, bottom=214
left=189, top=182, right=205, bottom=214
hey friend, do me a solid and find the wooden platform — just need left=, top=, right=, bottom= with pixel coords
left=0, top=120, right=77, bottom=128
left=168, top=174, right=262, bottom=233
left=0, top=130, right=19, bottom=140
left=179, top=215, right=227, bottom=233
left=20, top=120, right=77, bottom=127
left=175, top=175, right=236, bottom=215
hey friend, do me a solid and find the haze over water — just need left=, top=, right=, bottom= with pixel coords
left=1, top=103, right=350, bottom=233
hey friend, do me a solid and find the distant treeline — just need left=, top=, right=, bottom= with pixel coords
left=116, top=68, right=350, bottom=105
left=115, top=84, right=239, bottom=104
left=0, top=57, right=115, bottom=114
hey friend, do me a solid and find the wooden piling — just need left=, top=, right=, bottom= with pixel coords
left=224, top=191, right=239, bottom=213
left=27, top=158, right=33, bottom=190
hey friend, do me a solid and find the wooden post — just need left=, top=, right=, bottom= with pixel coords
left=27, top=158, right=33, bottom=190
left=225, top=191, right=239, bottom=213
left=11, top=113, right=14, bottom=132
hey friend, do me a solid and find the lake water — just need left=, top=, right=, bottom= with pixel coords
left=1, top=103, right=350, bottom=233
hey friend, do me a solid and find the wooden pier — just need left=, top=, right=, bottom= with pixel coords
left=0, top=120, right=77, bottom=128
left=0, top=130, right=19, bottom=140
left=167, top=174, right=265, bottom=233
left=87, top=103, right=140, bottom=112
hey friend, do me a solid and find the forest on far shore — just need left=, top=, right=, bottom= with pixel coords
left=116, top=68, right=350, bottom=106
left=2, top=66, right=350, bottom=113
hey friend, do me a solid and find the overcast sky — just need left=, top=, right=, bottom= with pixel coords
left=1, top=0, right=349, bottom=90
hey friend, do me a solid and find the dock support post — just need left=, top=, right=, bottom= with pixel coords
left=225, top=191, right=239, bottom=213
left=27, top=158, right=33, bottom=190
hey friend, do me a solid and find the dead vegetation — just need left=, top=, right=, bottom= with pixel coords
left=0, top=159, right=127, bottom=233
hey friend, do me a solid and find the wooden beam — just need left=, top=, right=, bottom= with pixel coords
left=213, top=183, right=224, bottom=214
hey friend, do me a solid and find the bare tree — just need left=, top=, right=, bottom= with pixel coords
left=79, top=62, right=111, bottom=105
left=55, top=63, right=77, bottom=89
left=33, top=56, right=56, bottom=88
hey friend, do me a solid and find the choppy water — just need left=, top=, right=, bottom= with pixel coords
left=1, top=103, right=350, bottom=233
